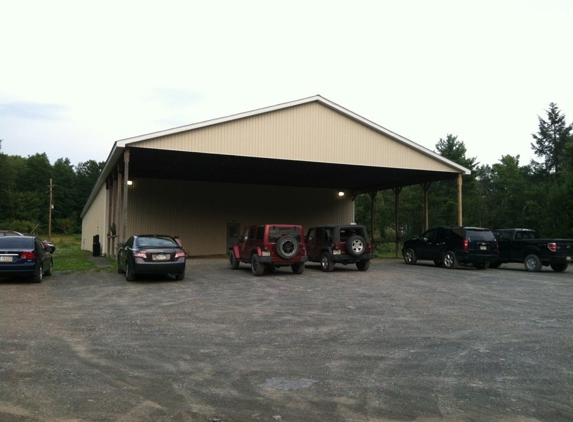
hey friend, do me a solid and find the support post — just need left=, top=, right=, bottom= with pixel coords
left=421, top=182, right=432, bottom=231
left=369, top=191, right=377, bottom=245
left=457, top=174, right=463, bottom=226
left=392, top=187, right=402, bottom=258
left=122, top=149, right=130, bottom=242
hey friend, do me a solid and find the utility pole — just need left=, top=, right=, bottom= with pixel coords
left=49, top=178, right=53, bottom=239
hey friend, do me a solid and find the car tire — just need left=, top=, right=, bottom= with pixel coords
left=550, top=263, right=568, bottom=272
left=346, top=236, right=366, bottom=257
left=403, top=248, right=417, bottom=265
left=229, top=251, right=240, bottom=269
left=291, top=263, right=305, bottom=274
left=32, top=264, right=43, bottom=283
left=320, top=252, right=334, bottom=272
left=276, top=236, right=298, bottom=259
left=474, top=262, right=490, bottom=270
left=443, top=251, right=458, bottom=269
left=251, top=255, right=265, bottom=276
left=524, top=254, right=542, bottom=272
left=126, top=263, right=136, bottom=281
left=117, top=256, right=125, bottom=273
left=45, top=260, right=53, bottom=276
left=356, top=260, right=370, bottom=271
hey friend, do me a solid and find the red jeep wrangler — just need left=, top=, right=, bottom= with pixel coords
left=229, top=224, right=308, bottom=276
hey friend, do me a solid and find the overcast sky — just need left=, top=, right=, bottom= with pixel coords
left=1, top=0, right=572, bottom=168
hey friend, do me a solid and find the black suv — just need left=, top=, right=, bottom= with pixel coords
left=306, top=224, right=375, bottom=271
left=402, top=226, right=498, bottom=269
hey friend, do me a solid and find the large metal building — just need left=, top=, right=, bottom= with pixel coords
left=80, top=95, right=470, bottom=257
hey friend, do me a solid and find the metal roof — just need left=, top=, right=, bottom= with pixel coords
left=81, top=95, right=470, bottom=217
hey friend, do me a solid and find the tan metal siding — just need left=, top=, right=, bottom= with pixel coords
left=81, top=184, right=107, bottom=251
left=133, top=103, right=456, bottom=173
left=124, top=179, right=353, bottom=256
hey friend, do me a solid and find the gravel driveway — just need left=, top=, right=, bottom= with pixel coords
left=1, top=258, right=572, bottom=422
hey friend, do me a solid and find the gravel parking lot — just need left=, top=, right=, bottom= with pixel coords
left=1, top=258, right=572, bottom=422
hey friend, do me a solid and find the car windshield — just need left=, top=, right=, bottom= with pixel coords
left=269, top=227, right=302, bottom=243
left=135, top=236, right=178, bottom=248
left=0, top=237, right=34, bottom=248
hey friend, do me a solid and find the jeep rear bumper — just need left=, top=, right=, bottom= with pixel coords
left=258, top=256, right=308, bottom=264
left=331, top=253, right=375, bottom=263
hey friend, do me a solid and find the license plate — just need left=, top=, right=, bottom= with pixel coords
left=480, top=246, right=486, bottom=250
left=0, top=256, right=14, bottom=262
left=152, top=254, right=169, bottom=261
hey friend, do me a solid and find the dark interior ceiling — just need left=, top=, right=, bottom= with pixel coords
left=126, top=147, right=460, bottom=195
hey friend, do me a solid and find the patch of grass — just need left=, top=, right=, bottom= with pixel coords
left=49, top=234, right=116, bottom=272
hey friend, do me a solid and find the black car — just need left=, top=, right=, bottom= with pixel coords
left=117, top=234, right=186, bottom=281
left=402, top=226, right=498, bottom=269
left=306, top=224, right=375, bottom=271
left=0, top=236, right=54, bottom=282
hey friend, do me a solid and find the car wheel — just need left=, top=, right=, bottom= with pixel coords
left=403, top=248, right=417, bottom=265
left=229, top=251, right=240, bottom=269
left=524, top=254, right=542, bottom=272
left=346, top=236, right=366, bottom=257
left=550, top=263, right=568, bottom=272
left=126, top=263, right=136, bottom=281
left=356, top=260, right=370, bottom=271
left=276, top=236, right=298, bottom=259
left=320, top=252, right=334, bottom=272
left=443, top=251, right=458, bottom=269
left=174, top=272, right=184, bottom=280
left=474, top=262, right=490, bottom=270
left=251, top=255, right=265, bottom=276
left=45, top=260, right=53, bottom=276
left=291, top=263, right=305, bottom=274
left=490, top=261, right=502, bottom=269
left=117, top=256, right=125, bottom=273
left=32, top=264, right=43, bottom=283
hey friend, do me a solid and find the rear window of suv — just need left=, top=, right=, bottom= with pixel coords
left=465, top=229, right=495, bottom=242
left=268, top=227, right=302, bottom=243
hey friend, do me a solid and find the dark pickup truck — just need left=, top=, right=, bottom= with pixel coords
left=492, top=228, right=573, bottom=272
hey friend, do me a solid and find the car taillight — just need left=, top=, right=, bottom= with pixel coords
left=133, top=251, right=147, bottom=258
left=175, top=251, right=186, bottom=259
left=463, top=239, right=469, bottom=251
left=548, top=243, right=557, bottom=252
left=21, top=251, right=36, bottom=260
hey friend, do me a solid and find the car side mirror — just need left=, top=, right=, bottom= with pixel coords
left=117, top=242, right=125, bottom=248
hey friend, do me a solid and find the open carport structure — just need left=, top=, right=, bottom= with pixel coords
left=81, top=95, right=470, bottom=257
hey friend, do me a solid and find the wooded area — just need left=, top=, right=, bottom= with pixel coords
left=1, top=103, right=571, bottom=242
left=355, top=102, right=573, bottom=246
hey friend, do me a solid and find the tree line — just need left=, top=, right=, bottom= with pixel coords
left=355, top=102, right=573, bottom=248
left=0, top=144, right=105, bottom=236
left=2, top=103, right=571, bottom=241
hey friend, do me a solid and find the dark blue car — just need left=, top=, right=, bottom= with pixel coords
left=0, top=236, right=54, bottom=282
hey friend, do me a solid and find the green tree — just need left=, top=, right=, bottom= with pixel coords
left=531, top=103, right=573, bottom=176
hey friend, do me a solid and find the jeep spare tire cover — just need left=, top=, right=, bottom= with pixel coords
left=346, top=235, right=366, bottom=257
left=276, top=235, right=298, bottom=259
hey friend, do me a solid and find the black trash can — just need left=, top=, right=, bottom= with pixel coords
left=92, top=235, right=101, bottom=257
